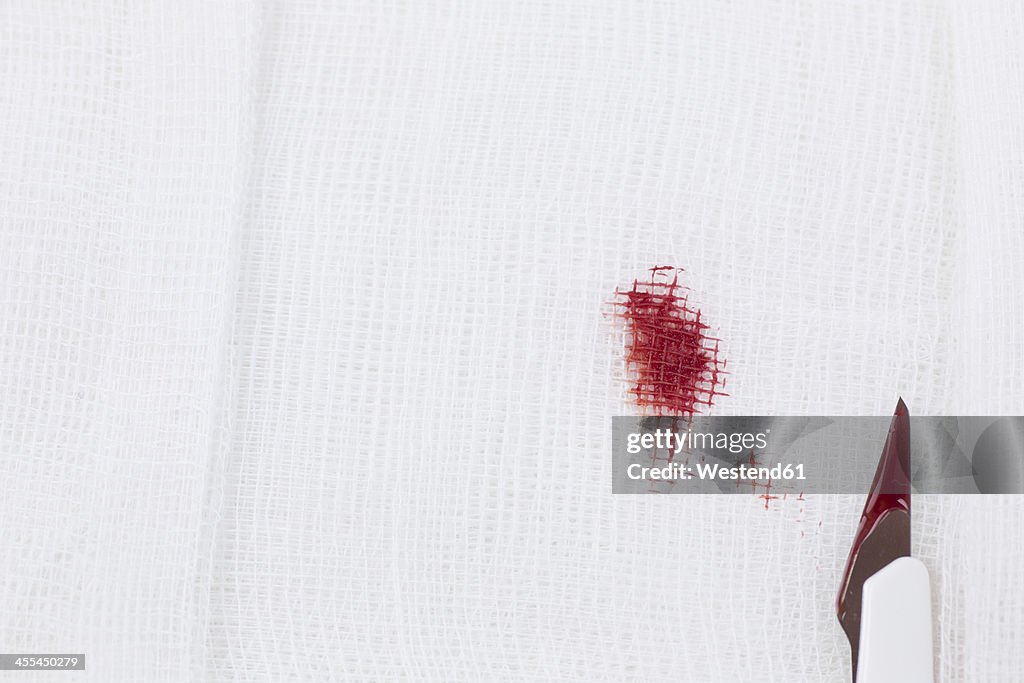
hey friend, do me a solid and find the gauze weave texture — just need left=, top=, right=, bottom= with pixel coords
left=1, top=1, right=1023, bottom=681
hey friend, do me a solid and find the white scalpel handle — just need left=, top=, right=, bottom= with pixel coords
left=856, top=556, right=934, bottom=683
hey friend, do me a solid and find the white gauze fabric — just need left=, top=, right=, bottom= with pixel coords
left=1, top=1, right=1023, bottom=681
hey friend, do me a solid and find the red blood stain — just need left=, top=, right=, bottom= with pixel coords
left=613, top=266, right=727, bottom=415
left=758, top=478, right=775, bottom=509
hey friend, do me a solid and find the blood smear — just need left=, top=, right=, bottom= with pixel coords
left=613, top=266, right=726, bottom=415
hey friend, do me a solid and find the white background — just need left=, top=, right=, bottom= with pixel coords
left=2, top=2, right=1023, bottom=680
